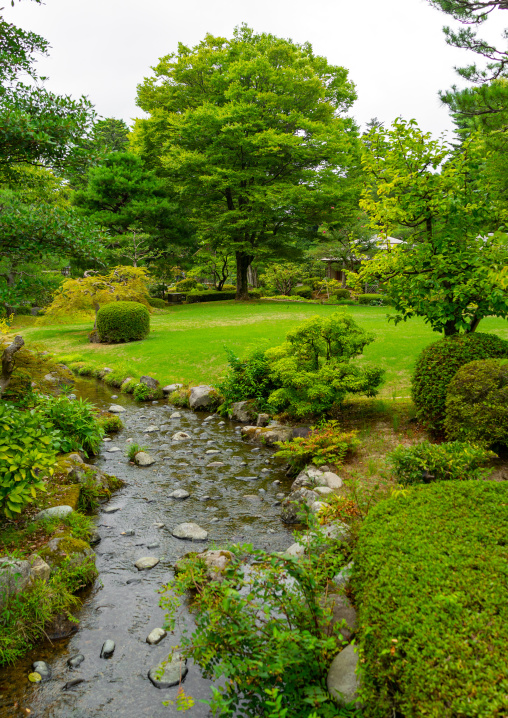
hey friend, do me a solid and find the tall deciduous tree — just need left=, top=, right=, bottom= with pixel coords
left=359, top=118, right=508, bottom=335
left=132, top=25, right=359, bottom=300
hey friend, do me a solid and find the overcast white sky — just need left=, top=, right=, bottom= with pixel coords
left=5, top=0, right=506, bottom=138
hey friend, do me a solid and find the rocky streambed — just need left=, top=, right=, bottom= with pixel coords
left=0, top=379, right=297, bottom=717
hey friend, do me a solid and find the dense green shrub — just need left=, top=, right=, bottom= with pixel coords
left=411, top=333, right=508, bottom=431
left=148, top=297, right=168, bottom=308
left=444, top=359, right=508, bottom=446
left=36, top=395, right=104, bottom=456
left=248, top=290, right=261, bottom=300
left=335, top=289, right=350, bottom=299
left=265, top=313, right=384, bottom=418
left=96, top=300, right=150, bottom=343
left=132, top=382, right=162, bottom=401
left=294, top=285, right=313, bottom=299
left=186, top=291, right=236, bottom=303
left=388, top=439, right=495, bottom=485
left=99, top=414, right=124, bottom=433
left=354, top=481, right=508, bottom=717
left=0, top=403, right=55, bottom=518
left=175, top=278, right=198, bottom=291
left=217, top=347, right=275, bottom=412
left=220, top=284, right=236, bottom=291
left=274, top=420, right=359, bottom=469
left=357, top=293, right=392, bottom=305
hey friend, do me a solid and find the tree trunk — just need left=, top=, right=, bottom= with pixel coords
left=236, top=251, right=253, bottom=300
left=0, top=335, right=24, bottom=398
left=443, top=320, right=458, bottom=336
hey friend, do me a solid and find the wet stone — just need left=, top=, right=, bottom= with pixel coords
left=135, top=557, right=160, bottom=570
left=120, top=530, right=135, bottom=536
left=108, top=405, right=126, bottom=414
left=146, top=628, right=167, bottom=645
left=148, top=653, right=188, bottom=689
left=32, top=661, right=51, bottom=681
left=67, top=654, right=85, bottom=670
left=147, top=542, right=160, bottom=549
left=106, top=446, right=121, bottom=453
left=135, top=451, right=155, bottom=466
left=103, top=506, right=121, bottom=514
left=172, top=523, right=208, bottom=541
left=126, top=578, right=142, bottom=585
left=100, top=640, right=115, bottom=658
left=169, top=489, right=190, bottom=500
left=172, top=431, right=191, bottom=441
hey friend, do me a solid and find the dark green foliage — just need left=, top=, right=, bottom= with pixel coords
left=132, top=382, right=162, bottom=402
left=335, top=289, right=350, bottom=299
left=186, top=291, right=237, bottom=303
left=387, top=440, right=495, bottom=485
left=176, top=278, right=198, bottom=291
left=36, top=394, right=104, bottom=456
left=294, top=285, right=313, bottom=299
left=98, top=414, right=123, bottom=433
left=411, top=332, right=508, bottom=431
left=354, top=481, right=508, bottom=717
left=147, top=297, right=168, bottom=308
left=162, top=524, right=356, bottom=717
left=217, top=347, right=275, bottom=412
left=0, top=403, right=53, bottom=518
left=357, top=294, right=392, bottom=305
left=444, top=359, right=508, bottom=446
left=248, top=290, right=262, bottom=299
left=96, top=300, right=150, bottom=343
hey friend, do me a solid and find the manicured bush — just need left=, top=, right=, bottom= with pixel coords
left=186, top=291, right=236, bottom=303
left=0, top=403, right=55, bottom=518
left=354, top=480, right=508, bottom=718
left=293, top=285, right=313, bottom=299
left=411, top=332, right=508, bottom=431
left=357, top=293, right=392, bottom=305
left=444, top=359, right=508, bottom=446
left=335, top=289, right=350, bottom=299
left=175, top=278, right=198, bottom=291
left=388, top=439, right=495, bottom=485
left=96, top=301, right=150, bottom=343
left=220, top=284, right=237, bottom=291
left=148, top=297, right=168, bottom=309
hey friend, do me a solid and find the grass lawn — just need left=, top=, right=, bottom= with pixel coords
left=12, top=300, right=508, bottom=397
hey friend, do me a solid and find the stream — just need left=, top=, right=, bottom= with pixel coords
left=0, top=378, right=296, bottom=717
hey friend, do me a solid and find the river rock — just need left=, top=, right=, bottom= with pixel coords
left=314, top=486, right=333, bottom=496
left=323, top=471, right=343, bottom=490
left=163, top=383, right=183, bottom=394
left=67, top=653, right=85, bottom=669
left=135, top=452, right=155, bottom=466
left=135, top=557, right=160, bottom=570
left=148, top=653, right=188, bottom=688
left=120, top=530, right=135, bottom=536
left=323, top=593, right=357, bottom=642
left=103, top=505, right=121, bottom=513
left=327, top=644, right=361, bottom=707
left=35, top=505, right=73, bottom=521
left=172, top=523, right=208, bottom=541
left=331, top=561, right=354, bottom=588
left=169, top=489, right=190, bottom=500
left=28, top=554, right=51, bottom=583
left=195, top=549, right=233, bottom=582
left=145, top=425, right=159, bottom=433
left=108, top=404, right=126, bottom=413
left=291, top=466, right=328, bottom=491
left=100, top=640, right=115, bottom=658
left=32, top=661, right=51, bottom=681
left=0, top=558, right=31, bottom=609
left=172, top=431, right=191, bottom=441
left=146, top=628, right=167, bottom=645
left=207, top=461, right=224, bottom=467
left=39, top=536, right=94, bottom=571
left=189, top=385, right=216, bottom=410
left=140, top=375, right=160, bottom=390
left=169, top=412, right=181, bottom=418
left=281, top=488, right=319, bottom=524
left=230, top=400, right=256, bottom=423
left=105, top=444, right=121, bottom=452
left=205, top=449, right=220, bottom=454
left=257, top=413, right=270, bottom=427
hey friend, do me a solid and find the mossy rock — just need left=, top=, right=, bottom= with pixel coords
left=45, top=485, right=81, bottom=511
left=39, top=534, right=94, bottom=571
left=1, top=368, right=32, bottom=401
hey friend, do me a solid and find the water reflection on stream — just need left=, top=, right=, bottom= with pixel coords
left=0, top=378, right=295, bottom=717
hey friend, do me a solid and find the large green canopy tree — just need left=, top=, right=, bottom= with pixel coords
left=132, top=25, right=359, bottom=299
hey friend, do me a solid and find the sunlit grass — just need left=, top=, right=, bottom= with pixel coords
left=11, top=300, right=508, bottom=396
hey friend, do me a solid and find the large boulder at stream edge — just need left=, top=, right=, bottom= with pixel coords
left=326, top=644, right=362, bottom=708
left=189, top=385, right=217, bottom=410
left=230, top=401, right=257, bottom=423
left=281, top=487, right=319, bottom=524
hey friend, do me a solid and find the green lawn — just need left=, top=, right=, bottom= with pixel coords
left=14, top=300, right=508, bottom=397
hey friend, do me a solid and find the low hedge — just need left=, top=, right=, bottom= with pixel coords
left=96, top=301, right=150, bottom=343
left=186, top=291, right=237, bottom=303
left=293, top=285, right=313, bottom=299
left=358, top=293, right=392, bottom=305
left=354, top=480, right=508, bottom=718
left=148, top=297, right=168, bottom=309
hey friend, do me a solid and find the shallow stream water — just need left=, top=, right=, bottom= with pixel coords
left=0, top=379, right=296, bottom=717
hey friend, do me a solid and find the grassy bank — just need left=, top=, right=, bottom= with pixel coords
left=12, top=301, right=508, bottom=397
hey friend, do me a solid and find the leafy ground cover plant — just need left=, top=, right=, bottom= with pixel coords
left=161, top=524, right=358, bottom=718
left=411, top=332, right=508, bottom=431
left=387, top=440, right=495, bottom=486
left=217, top=347, right=275, bottom=412
left=36, top=394, right=104, bottom=456
left=444, top=359, right=508, bottom=446
left=274, top=420, right=360, bottom=470
left=98, top=413, right=124, bottom=433
left=353, top=480, right=508, bottom=717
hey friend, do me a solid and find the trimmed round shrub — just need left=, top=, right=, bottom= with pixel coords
left=335, top=288, right=350, bottom=299
left=444, top=358, right=508, bottom=446
left=293, top=285, right=312, bottom=299
left=96, top=301, right=150, bottom=343
left=148, top=297, right=168, bottom=309
left=354, top=480, right=508, bottom=718
left=175, top=278, right=197, bottom=291
left=411, top=332, right=508, bottom=431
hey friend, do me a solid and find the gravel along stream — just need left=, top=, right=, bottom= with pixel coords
left=0, top=379, right=295, bottom=717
